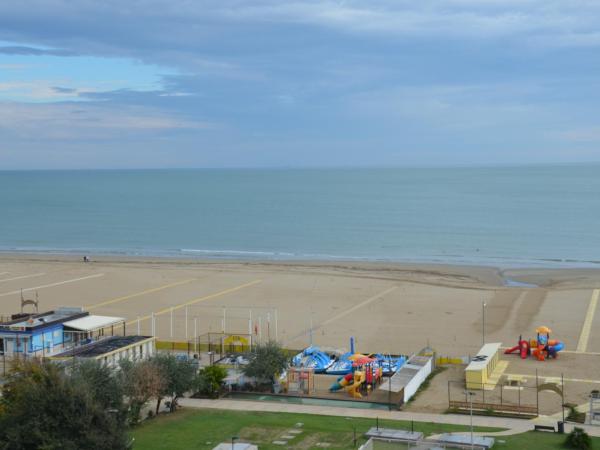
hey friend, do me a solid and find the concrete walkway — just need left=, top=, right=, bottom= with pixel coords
left=179, top=397, right=600, bottom=438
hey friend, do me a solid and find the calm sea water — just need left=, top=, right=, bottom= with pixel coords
left=1, top=166, right=599, bottom=267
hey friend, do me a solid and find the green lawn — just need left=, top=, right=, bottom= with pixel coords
left=498, top=431, right=599, bottom=449
left=131, top=408, right=501, bottom=450
left=131, top=408, right=600, bottom=450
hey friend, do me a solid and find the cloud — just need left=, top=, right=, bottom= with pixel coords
left=0, top=45, right=78, bottom=56
left=52, top=86, right=77, bottom=94
left=1, top=1, right=599, bottom=168
left=0, top=81, right=83, bottom=101
left=555, top=127, right=600, bottom=143
left=0, top=102, right=213, bottom=140
left=0, top=63, right=31, bottom=70
left=0, top=1, right=600, bottom=74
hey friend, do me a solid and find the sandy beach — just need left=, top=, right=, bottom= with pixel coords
left=1, top=254, right=600, bottom=354
left=2, top=254, right=600, bottom=414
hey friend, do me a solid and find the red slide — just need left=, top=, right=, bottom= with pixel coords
left=504, top=345, right=520, bottom=355
left=504, top=337, right=530, bottom=359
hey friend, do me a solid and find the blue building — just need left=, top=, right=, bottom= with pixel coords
left=0, top=307, right=88, bottom=356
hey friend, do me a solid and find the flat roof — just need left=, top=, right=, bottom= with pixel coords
left=63, top=315, right=125, bottom=332
left=54, top=335, right=152, bottom=358
left=366, top=427, right=423, bottom=442
left=378, top=354, right=432, bottom=393
left=0, top=308, right=88, bottom=332
left=437, top=434, right=495, bottom=448
left=466, top=343, right=502, bottom=371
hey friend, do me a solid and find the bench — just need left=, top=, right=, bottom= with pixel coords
left=534, top=424, right=555, bottom=432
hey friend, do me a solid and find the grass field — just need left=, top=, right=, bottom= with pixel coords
left=131, top=409, right=600, bottom=449
left=131, top=409, right=502, bottom=449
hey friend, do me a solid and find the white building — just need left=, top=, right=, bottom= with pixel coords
left=52, top=335, right=156, bottom=367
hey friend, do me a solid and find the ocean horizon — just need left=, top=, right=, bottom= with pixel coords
left=2, top=165, right=600, bottom=268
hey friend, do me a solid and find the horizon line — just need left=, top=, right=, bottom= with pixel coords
left=2, top=161, right=600, bottom=172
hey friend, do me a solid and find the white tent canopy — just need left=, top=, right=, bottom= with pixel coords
left=63, top=315, right=125, bottom=332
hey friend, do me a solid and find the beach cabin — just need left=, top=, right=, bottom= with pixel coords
left=465, top=342, right=501, bottom=390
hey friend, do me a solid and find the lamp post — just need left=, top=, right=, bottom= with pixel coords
left=482, top=301, right=487, bottom=346
left=465, top=390, right=476, bottom=449
left=231, top=435, right=238, bottom=449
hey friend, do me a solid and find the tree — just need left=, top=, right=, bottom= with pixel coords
left=565, top=427, right=592, bottom=450
left=151, top=354, right=196, bottom=414
left=195, top=365, right=228, bottom=398
left=71, top=359, right=124, bottom=413
left=243, top=340, right=288, bottom=385
left=119, top=359, right=166, bottom=424
left=0, top=360, right=129, bottom=450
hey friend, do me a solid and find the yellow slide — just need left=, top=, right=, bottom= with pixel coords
left=345, top=370, right=365, bottom=399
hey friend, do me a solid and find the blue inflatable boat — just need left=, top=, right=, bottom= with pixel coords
left=291, top=346, right=334, bottom=373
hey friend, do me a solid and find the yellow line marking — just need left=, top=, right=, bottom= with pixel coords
left=86, top=278, right=197, bottom=311
left=126, top=279, right=262, bottom=325
left=0, top=273, right=105, bottom=298
left=0, top=272, right=46, bottom=283
left=320, top=286, right=398, bottom=328
left=284, top=285, right=398, bottom=344
left=576, top=288, right=599, bottom=353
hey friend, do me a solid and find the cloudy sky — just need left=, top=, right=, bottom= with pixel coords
left=1, top=0, right=600, bottom=169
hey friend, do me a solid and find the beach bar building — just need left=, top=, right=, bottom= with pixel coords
left=465, top=342, right=501, bottom=390
left=0, top=308, right=127, bottom=358
left=0, top=307, right=87, bottom=356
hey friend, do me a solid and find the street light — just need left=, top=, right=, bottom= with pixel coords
left=231, top=435, right=238, bottom=449
left=464, top=390, right=476, bottom=449
left=482, top=301, right=487, bottom=346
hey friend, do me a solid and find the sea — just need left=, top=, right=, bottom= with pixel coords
left=1, top=165, right=599, bottom=268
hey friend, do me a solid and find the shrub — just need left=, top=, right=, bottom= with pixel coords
left=195, top=365, right=228, bottom=398
left=243, top=341, right=288, bottom=386
left=565, top=427, right=592, bottom=450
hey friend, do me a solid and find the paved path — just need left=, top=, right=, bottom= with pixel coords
left=179, top=397, right=600, bottom=438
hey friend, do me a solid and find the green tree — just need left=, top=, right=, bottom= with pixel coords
left=565, top=427, right=592, bottom=450
left=119, top=359, right=166, bottom=424
left=71, top=359, right=124, bottom=413
left=243, top=341, right=288, bottom=385
left=0, top=360, right=129, bottom=450
left=195, top=365, right=228, bottom=398
left=151, top=354, right=196, bottom=413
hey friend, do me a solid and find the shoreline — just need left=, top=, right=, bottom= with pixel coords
left=2, top=251, right=600, bottom=289
left=2, top=247, right=600, bottom=269
left=2, top=248, right=600, bottom=365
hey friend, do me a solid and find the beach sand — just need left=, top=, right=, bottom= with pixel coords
left=1, top=254, right=600, bottom=354
left=2, top=254, right=600, bottom=414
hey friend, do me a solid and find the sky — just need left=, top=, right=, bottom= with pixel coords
left=1, top=0, right=600, bottom=169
